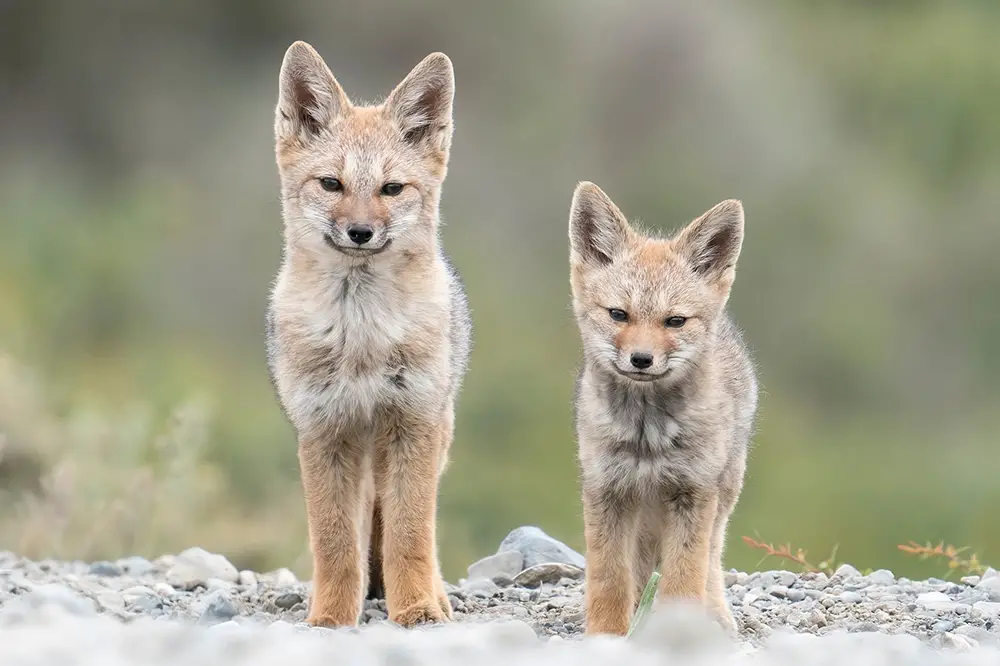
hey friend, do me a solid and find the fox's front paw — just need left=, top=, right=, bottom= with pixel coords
left=391, top=598, right=449, bottom=627
left=306, top=612, right=358, bottom=628
left=434, top=577, right=454, bottom=620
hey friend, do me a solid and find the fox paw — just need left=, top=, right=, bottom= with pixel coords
left=436, top=589, right=454, bottom=620
left=306, top=612, right=359, bottom=628
left=391, top=598, right=449, bottom=627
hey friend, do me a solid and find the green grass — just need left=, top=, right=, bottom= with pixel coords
left=627, top=571, right=661, bottom=638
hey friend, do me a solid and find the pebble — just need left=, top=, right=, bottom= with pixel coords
left=468, top=551, right=524, bottom=581
left=497, top=526, right=586, bottom=570
left=166, top=547, right=239, bottom=590
left=0, top=533, right=998, bottom=653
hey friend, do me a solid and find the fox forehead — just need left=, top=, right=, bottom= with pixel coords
left=278, top=107, right=422, bottom=182
left=578, top=239, right=712, bottom=316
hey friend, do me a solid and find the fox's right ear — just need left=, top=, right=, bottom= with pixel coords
left=569, top=182, right=632, bottom=266
left=275, top=41, right=350, bottom=143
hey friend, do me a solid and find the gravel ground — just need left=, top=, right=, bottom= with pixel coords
left=1, top=528, right=999, bottom=664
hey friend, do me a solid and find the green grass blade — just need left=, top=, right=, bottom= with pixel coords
left=627, top=570, right=661, bottom=638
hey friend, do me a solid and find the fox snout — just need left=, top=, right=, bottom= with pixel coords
left=345, top=223, right=375, bottom=246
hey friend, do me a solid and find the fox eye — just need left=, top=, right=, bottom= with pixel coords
left=381, top=182, right=404, bottom=196
left=608, top=308, right=629, bottom=322
left=319, top=177, right=343, bottom=192
left=665, top=316, right=687, bottom=328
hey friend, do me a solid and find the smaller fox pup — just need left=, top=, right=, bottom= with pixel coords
left=267, top=42, right=471, bottom=629
left=567, top=182, right=758, bottom=636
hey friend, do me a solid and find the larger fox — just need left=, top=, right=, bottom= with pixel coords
left=568, top=182, right=758, bottom=636
left=266, top=42, right=470, bottom=628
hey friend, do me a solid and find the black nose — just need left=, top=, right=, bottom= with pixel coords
left=346, top=224, right=374, bottom=245
left=630, top=352, right=654, bottom=370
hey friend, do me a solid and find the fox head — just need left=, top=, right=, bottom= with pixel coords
left=568, top=182, right=745, bottom=385
left=274, top=41, right=454, bottom=260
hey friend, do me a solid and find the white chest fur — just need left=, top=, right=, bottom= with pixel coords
left=272, top=263, right=446, bottom=432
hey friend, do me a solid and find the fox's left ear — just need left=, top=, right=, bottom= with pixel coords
left=674, top=199, right=745, bottom=288
left=385, top=53, right=455, bottom=158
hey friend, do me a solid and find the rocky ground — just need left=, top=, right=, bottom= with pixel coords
left=1, top=526, right=999, bottom=665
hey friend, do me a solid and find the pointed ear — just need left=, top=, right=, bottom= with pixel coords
left=674, top=199, right=745, bottom=286
left=384, top=52, right=454, bottom=156
left=275, top=41, right=350, bottom=143
left=569, top=182, right=633, bottom=266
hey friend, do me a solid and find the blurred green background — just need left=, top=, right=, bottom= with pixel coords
left=1, top=0, right=998, bottom=581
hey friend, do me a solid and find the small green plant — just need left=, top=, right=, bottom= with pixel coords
left=627, top=570, right=661, bottom=638
left=741, top=535, right=842, bottom=576
left=897, top=541, right=987, bottom=578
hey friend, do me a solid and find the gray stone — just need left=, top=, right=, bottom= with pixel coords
left=364, top=608, right=387, bottom=622
left=198, top=589, right=239, bottom=625
left=166, top=547, right=239, bottom=590
left=3, top=584, right=97, bottom=618
left=982, top=567, right=998, bottom=581
left=117, top=556, right=154, bottom=576
left=839, top=592, right=863, bottom=604
left=260, top=568, right=298, bottom=587
left=786, top=589, right=806, bottom=602
left=238, top=570, right=258, bottom=587
left=974, top=576, right=1000, bottom=601
left=833, top=564, right=861, bottom=579
left=867, top=569, right=895, bottom=586
left=973, top=601, right=1000, bottom=617
left=492, top=574, right=515, bottom=588
left=275, top=592, right=305, bottom=610
left=769, top=586, right=790, bottom=599
left=775, top=571, right=797, bottom=587
left=932, top=620, right=955, bottom=633
left=513, top=563, right=584, bottom=589
left=468, top=551, right=524, bottom=581
left=463, top=578, right=500, bottom=598
left=88, top=561, right=123, bottom=577
left=497, top=526, right=585, bottom=570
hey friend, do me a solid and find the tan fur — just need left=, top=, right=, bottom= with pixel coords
left=567, top=182, right=758, bottom=636
left=266, top=42, right=471, bottom=628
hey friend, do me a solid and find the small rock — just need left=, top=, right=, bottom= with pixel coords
left=463, top=578, right=500, bottom=598
left=491, top=574, right=515, bottom=588
left=973, top=601, right=1000, bottom=617
left=497, top=526, right=586, bottom=570
left=866, top=569, right=895, bottom=586
left=808, top=610, right=827, bottom=626
left=198, top=590, right=240, bottom=626
left=238, top=570, right=258, bottom=587
left=775, top=571, right=797, bottom=587
left=941, top=632, right=978, bottom=652
left=839, top=592, right=863, bottom=604
left=933, top=620, right=955, bottom=633
left=118, top=556, right=155, bottom=576
left=833, top=564, right=861, bottom=579
left=468, top=551, right=524, bottom=581
left=166, top=547, right=239, bottom=590
left=153, top=583, right=176, bottom=598
left=275, top=592, right=305, bottom=610
left=786, top=589, right=806, bottom=602
left=974, top=576, right=1000, bottom=602
left=961, top=576, right=981, bottom=587
left=513, top=563, right=584, bottom=588
left=769, top=586, right=790, bottom=599
left=5, top=584, right=97, bottom=618
left=364, top=608, right=387, bottom=622
left=260, top=568, right=298, bottom=587
left=88, top=561, right=123, bottom=577
left=724, top=571, right=739, bottom=587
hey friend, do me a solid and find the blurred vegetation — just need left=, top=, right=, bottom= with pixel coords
left=0, top=0, right=997, bottom=580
